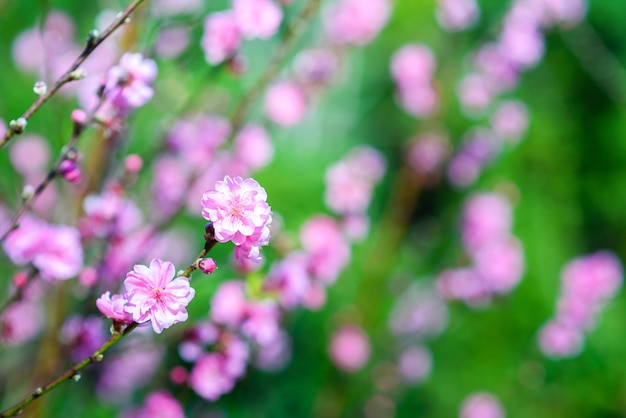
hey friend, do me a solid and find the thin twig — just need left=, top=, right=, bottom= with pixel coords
left=229, top=0, right=323, bottom=133
left=0, top=0, right=146, bottom=149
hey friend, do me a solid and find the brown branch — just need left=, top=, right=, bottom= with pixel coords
left=0, top=0, right=146, bottom=150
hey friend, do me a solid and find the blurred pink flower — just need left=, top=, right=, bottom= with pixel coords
left=122, top=390, right=185, bottom=418
left=538, top=320, right=583, bottom=358
left=105, top=52, right=158, bottom=111
left=60, top=315, right=107, bottom=361
left=9, top=135, right=50, bottom=176
left=406, top=133, right=449, bottom=177
left=201, top=11, right=241, bottom=65
left=472, top=237, right=525, bottom=294
left=294, top=48, right=338, bottom=86
left=82, top=190, right=143, bottom=238
left=329, top=325, right=371, bottom=372
left=391, top=44, right=436, bottom=88
left=264, top=251, right=311, bottom=309
left=233, top=124, right=274, bottom=171
left=232, top=0, right=283, bottom=40
left=462, top=192, right=512, bottom=250
left=264, top=80, right=308, bottom=127
left=397, top=346, right=432, bottom=383
left=189, top=353, right=236, bottom=401
left=490, top=100, right=529, bottom=143
left=300, top=216, right=351, bottom=284
left=123, top=259, right=195, bottom=334
left=460, top=392, right=505, bottom=418
left=241, top=300, right=281, bottom=345
left=155, top=27, right=190, bottom=59
left=324, top=0, right=391, bottom=46
left=0, top=300, right=43, bottom=345
left=211, top=281, right=248, bottom=328
left=436, top=0, right=480, bottom=32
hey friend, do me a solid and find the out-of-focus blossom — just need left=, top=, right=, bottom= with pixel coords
left=436, top=0, right=480, bottom=32
left=264, top=80, right=308, bottom=127
left=490, top=100, right=529, bottom=143
left=201, top=11, right=241, bottom=65
left=201, top=176, right=273, bottom=262
left=397, top=346, right=432, bottom=383
left=391, top=44, right=436, bottom=88
left=396, top=85, right=439, bottom=118
left=210, top=281, right=248, bottom=328
left=389, top=284, right=449, bottom=338
left=264, top=252, right=311, bottom=309
left=82, top=190, right=143, bottom=238
left=436, top=268, right=490, bottom=306
left=255, top=331, right=292, bottom=371
left=104, top=52, right=158, bottom=111
left=462, top=192, right=512, bottom=250
left=233, top=124, right=274, bottom=171
left=9, top=135, right=50, bottom=176
left=151, top=0, right=202, bottom=16
left=60, top=315, right=107, bottom=361
left=329, top=325, right=371, bottom=372
left=232, top=0, right=283, bottom=40
left=0, top=300, right=44, bottom=345
left=498, top=23, right=545, bottom=69
left=406, top=133, right=449, bottom=177
left=324, top=0, right=391, bottom=46
left=123, top=259, right=195, bottom=334
left=120, top=390, right=185, bottom=418
left=538, top=320, right=583, bottom=358
left=151, top=156, right=191, bottom=216
left=460, top=392, right=505, bottom=418
left=294, top=48, right=338, bottom=86
left=155, top=27, right=190, bottom=59
left=471, top=238, right=525, bottom=294
left=300, top=216, right=351, bottom=284
left=189, top=353, right=236, bottom=401
left=458, top=73, right=496, bottom=114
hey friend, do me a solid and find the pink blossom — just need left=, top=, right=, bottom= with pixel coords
left=447, top=154, right=481, bottom=188
left=201, top=176, right=273, bottom=262
left=82, top=190, right=143, bottom=238
left=436, top=0, right=480, bottom=32
left=458, top=73, right=496, bottom=113
left=201, top=11, right=241, bottom=65
left=123, top=259, right=195, bottom=334
left=471, top=238, right=525, bottom=294
left=391, top=44, right=436, bottom=88
left=189, top=353, right=236, bottom=401
left=241, top=300, right=281, bottom=345
left=293, top=48, right=338, bottom=86
left=60, top=315, right=107, bottom=361
left=233, top=124, right=274, bottom=171
left=490, top=100, right=529, bottom=143
left=264, top=80, right=308, bottom=127
left=541, top=0, right=586, bottom=26
left=538, top=320, right=583, bottom=358
left=210, top=281, right=248, bottom=327
left=462, top=193, right=512, bottom=250
left=460, top=392, right=505, bottom=418
left=264, top=252, right=311, bottom=309
left=406, top=133, right=449, bottom=177
left=474, top=44, right=519, bottom=91
left=397, top=346, right=432, bottom=383
left=9, top=135, right=50, bottom=176
left=329, top=325, right=371, bottom=372
left=151, top=0, right=202, bottom=16
left=300, top=216, right=351, bottom=284
left=435, top=268, right=490, bottom=306
left=151, top=156, right=192, bottom=216
left=498, top=23, right=545, bottom=69
left=389, top=285, right=449, bottom=338
left=255, top=331, right=292, bottom=371
left=122, top=390, right=185, bottom=418
left=96, top=291, right=133, bottom=324
left=561, top=252, right=623, bottom=303
left=155, top=27, right=190, bottom=59
left=104, top=52, right=158, bottom=111
left=0, top=300, right=43, bottom=345
left=324, top=0, right=391, bottom=46
left=232, top=0, right=284, bottom=40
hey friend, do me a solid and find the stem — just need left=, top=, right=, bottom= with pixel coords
left=0, top=322, right=138, bottom=418
left=229, top=0, right=322, bottom=133
left=0, top=0, right=146, bottom=150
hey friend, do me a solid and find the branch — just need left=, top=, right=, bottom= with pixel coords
left=0, top=0, right=146, bottom=150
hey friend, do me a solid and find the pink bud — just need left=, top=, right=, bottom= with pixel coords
left=71, top=109, right=87, bottom=125
left=12, top=272, right=28, bottom=288
left=78, top=267, right=98, bottom=287
left=59, top=159, right=82, bottom=184
left=170, top=366, right=188, bottom=385
left=198, top=258, right=217, bottom=274
left=124, top=154, right=143, bottom=173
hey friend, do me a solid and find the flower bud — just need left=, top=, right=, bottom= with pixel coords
left=33, top=81, right=48, bottom=96
left=71, top=109, right=88, bottom=125
left=198, top=258, right=217, bottom=274
left=59, top=159, right=82, bottom=184
left=9, top=118, right=27, bottom=134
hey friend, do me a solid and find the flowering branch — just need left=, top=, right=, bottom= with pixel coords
left=229, top=0, right=322, bottom=133
left=0, top=94, right=109, bottom=244
left=0, top=0, right=146, bottom=150
left=0, top=322, right=138, bottom=418
left=0, top=238, right=214, bottom=417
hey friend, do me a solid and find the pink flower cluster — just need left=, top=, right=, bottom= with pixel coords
left=201, top=0, right=283, bottom=65
left=390, top=44, right=438, bottom=118
left=538, top=252, right=622, bottom=358
left=81, top=189, right=143, bottom=239
left=201, top=176, right=273, bottom=263
left=329, top=325, right=371, bottom=372
left=104, top=52, right=158, bottom=112
left=264, top=80, right=308, bottom=127
left=436, top=0, right=480, bottom=32
left=3, top=216, right=83, bottom=281
left=175, top=281, right=289, bottom=401
left=436, top=192, right=525, bottom=306
left=323, top=0, right=391, bottom=46
left=96, top=259, right=195, bottom=334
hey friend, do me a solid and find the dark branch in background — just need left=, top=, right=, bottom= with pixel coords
left=229, top=0, right=323, bottom=133
left=0, top=0, right=146, bottom=149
